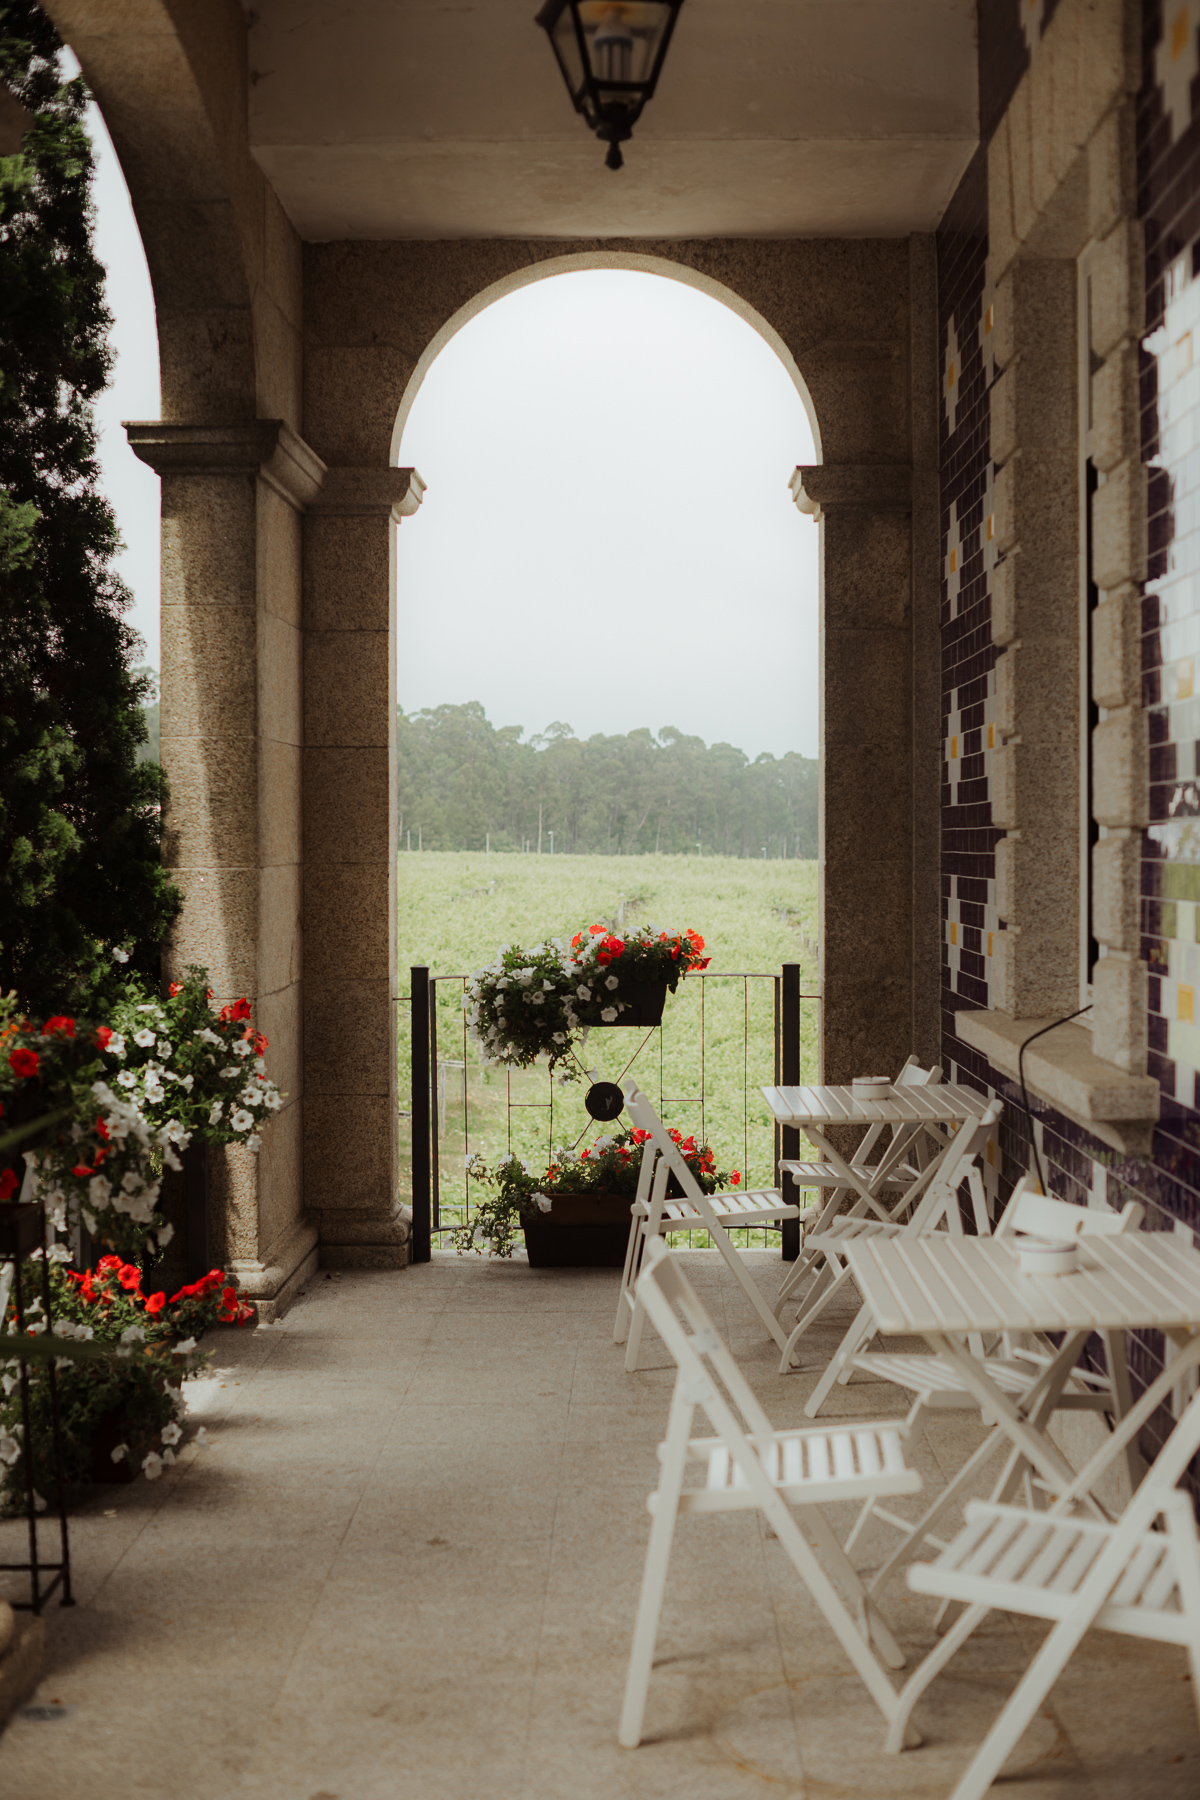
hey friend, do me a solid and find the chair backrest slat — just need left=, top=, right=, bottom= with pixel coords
left=995, top=1176, right=1146, bottom=1241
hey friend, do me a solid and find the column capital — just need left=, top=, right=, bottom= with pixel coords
left=124, top=420, right=327, bottom=511
left=790, top=463, right=912, bottom=518
left=307, top=467, right=426, bottom=522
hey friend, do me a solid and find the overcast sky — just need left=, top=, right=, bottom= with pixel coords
left=86, top=110, right=819, bottom=760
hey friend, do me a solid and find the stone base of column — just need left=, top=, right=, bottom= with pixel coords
left=228, top=1217, right=321, bottom=1323
left=313, top=1205, right=412, bottom=1271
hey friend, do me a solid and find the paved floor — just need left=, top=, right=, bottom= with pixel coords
left=0, top=1250, right=1198, bottom=1800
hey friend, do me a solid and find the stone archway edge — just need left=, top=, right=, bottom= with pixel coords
left=126, top=421, right=328, bottom=513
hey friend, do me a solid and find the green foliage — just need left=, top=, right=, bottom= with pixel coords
left=397, top=701, right=818, bottom=858
left=133, top=664, right=160, bottom=763
left=0, top=3, right=179, bottom=1015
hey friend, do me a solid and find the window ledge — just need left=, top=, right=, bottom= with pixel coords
left=954, top=1010, right=1159, bottom=1159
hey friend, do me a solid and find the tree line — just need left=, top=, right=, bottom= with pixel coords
left=396, top=703, right=819, bottom=858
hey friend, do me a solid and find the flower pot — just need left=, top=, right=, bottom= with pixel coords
left=521, top=1193, right=633, bottom=1268
left=599, top=981, right=667, bottom=1028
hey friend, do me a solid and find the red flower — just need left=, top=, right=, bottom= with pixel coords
left=42, top=1016, right=75, bottom=1039
left=686, top=929, right=705, bottom=951
left=0, top=1170, right=18, bottom=1201
left=144, top=1292, right=166, bottom=1316
left=668, top=1128, right=682, bottom=1144
left=95, top=1118, right=110, bottom=1141
left=730, top=1171, right=742, bottom=1186
left=589, top=924, right=604, bottom=936
left=169, top=982, right=181, bottom=996
left=94, top=1026, right=113, bottom=1049
left=245, top=1028, right=268, bottom=1054
left=571, top=932, right=583, bottom=949
left=219, top=998, right=252, bottom=1024
left=97, top=1254, right=122, bottom=1274
left=118, top=1264, right=141, bottom=1291
left=71, top=1164, right=93, bottom=1178
left=7, top=1047, right=39, bottom=1079
left=221, top=1286, right=238, bottom=1308
left=632, top=1129, right=650, bottom=1145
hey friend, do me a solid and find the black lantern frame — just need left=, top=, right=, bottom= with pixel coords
left=534, top=0, right=685, bottom=170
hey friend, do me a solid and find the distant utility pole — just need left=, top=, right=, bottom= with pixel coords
left=696, top=841, right=701, bottom=857
left=538, top=801, right=543, bottom=855
left=418, top=826, right=422, bottom=851
left=762, top=845, right=767, bottom=859
left=407, top=830, right=411, bottom=852
left=548, top=830, right=554, bottom=856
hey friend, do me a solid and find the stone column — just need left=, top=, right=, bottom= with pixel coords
left=792, top=464, right=914, bottom=1085
left=302, top=467, right=424, bottom=1266
left=127, top=420, right=325, bottom=1318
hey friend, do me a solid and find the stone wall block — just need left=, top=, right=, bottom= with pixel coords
left=304, top=747, right=392, bottom=866
left=994, top=459, right=1018, bottom=555
left=992, top=553, right=1019, bottom=645
left=994, top=829, right=1077, bottom=943
left=995, top=648, right=1017, bottom=738
left=160, top=472, right=257, bottom=608
left=823, top=630, right=910, bottom=747
left=1093, top=829, right=1141, bottom=949
left=1008, top=77, right=1037, bottom=246
left=991, top=364, right=1018, bottom=466
left=255, top=481, right=302, bottom=627
left=303, top=1097, right=395, bottom=1211
left=1088, top=99, right=1137, bottom=243
left=1093, top=707, right=1149, bottom=828
left=1092, top=583, right=1141, bottom=708
left=994, top=265, right=1017, bottom=370
left=161, top=734, right=257, bottom=867
left=303, top=345, right=412, bottom=467
left=1090, top=342, right=1140, bottom=473
left=303, top=864, right=391, bottom=981
left=304, top=978, right=393, bottom=1097
left=1092, top=458, right=1148, bottom=590
left=252, top=287, right=302, bottom=433
left=304, top=515, right=392, bottom=633
left=251, top=1098, right=305, bottom=1267
left=166, top=868, right=259, bottom=998
left=821, top=754, right=910, bottom=867
left=254, top=980, right=302, bottom=1114
left=819, top=509, right=911, bottom=630
left=258, top=739, right=302, bottom=868
left=1090, top=220, right=1144, bottom=359
left=821, top=866, right=910, bottom=986
left=161, top=603, right=258, bottom=740
left=304, top=631, right=391, bottom=749
left=258, top=861, right=302, bottom=995
left=1091, top=955, right=1149, bottom=1074
left=995, top=832, right=1017, bottom=920
left=263, top=179, right=302, bottom=334
left=1073, top=0, right=1140, bottom=128
left=994, top=920, right=1079, bottom=1020
left=1030, top=20, right=1058, bottom=207
left=257, top=610, right=303, bottom=748
left=992, top=742, right=1019, bottom=829
left=155, top=308, right=257, bottom=423
left=1002, top=640, right=1079, bottom=760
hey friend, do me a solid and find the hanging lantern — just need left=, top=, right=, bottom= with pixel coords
left=535, top=0, right=685, bottom=171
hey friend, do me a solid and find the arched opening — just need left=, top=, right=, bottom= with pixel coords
left=389, top=262, right=821, bottom=1238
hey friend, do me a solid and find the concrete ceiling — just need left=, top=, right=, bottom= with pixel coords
left=244, top=0, right=979, bottom=241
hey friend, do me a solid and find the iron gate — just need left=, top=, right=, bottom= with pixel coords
left=404, top=963, right=819, bottom=1263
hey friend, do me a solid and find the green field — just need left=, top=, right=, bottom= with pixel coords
left=397, top=851, right=821, bottom=1240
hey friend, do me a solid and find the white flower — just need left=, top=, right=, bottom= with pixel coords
left=605, top=975, right=619, bottom=990
left=81, top=1208, right=96, bottom=1233
left=534, top=1194, right=553, bottom=1212
left=543, top=979, right=554, bottom=991
left=111, top=946, right=130, bottom=963
left=162, top=1448, right=176, bottom=1466
left=0, top=1432, right=20, bottom=1466
left=246, top=1133, right=262, bottom=1152
left=231, top=1108, right=254, bottom=1132
left=195, top=1427, right=210, bottom=1447
left=106, top=1032, right=126, bottom=1058
left=233, top=1039, right=252, bottom=1058
left=195, top=1027, right=222, bottom=1047
left=262, top=1089, right=282, bottom=1112
left=133, top=1028, right=156, bottom=1047
left=110, top=1443, right=128, bottom=1464
left=116, top=1070, right=137, bottom=1088
left=552, top=1032, right=566, bottom=1044
left=87, top=1174, right=112, bottom=1204
left=577, top=986, right=592, bottom=1001
left=600, top=1007, right=618, bottom=1022
left=239, top=1086, right=264, bottom=1109
left=161, top=1421, right=182, bottom=1446
left=220, top=1065, right=240, bottom=1081
left=120, top=1325, right=146, bottom=1345
left=172, top=1337, right=197, bottom=1355
left=142, top=1451, right=163, bottom=1481
left=209, top=1101, right=224, bottom=1125
left=531, top=993, right=544, bottom=1007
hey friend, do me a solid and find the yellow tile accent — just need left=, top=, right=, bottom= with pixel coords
left=1180, top=657, right=1194, bottom=700
left=985, top=511, right=995, bottom=543
left=948, top=359, right=957, bottom=390
left=983, top=303, right=994, bottom=338
left=949, top=547, right=958, bottom=574
left=1179, top=332, right=1195, bottom=377
left=986, top=1138, right=995, bottom=1166
left=950, top=735, right=958, bottom=760
left=987, top=931, right=994, bottom=956
left=950, top=922, right=958, bottom=946
left=1173, top=6, right=1189, bottom=59
left=1181, top=985, right=1195, bottom=1023
left=987, top=724, right=995, bottom=749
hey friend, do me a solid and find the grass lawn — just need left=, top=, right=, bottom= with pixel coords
left=397, top=851, right=820, bottom=1241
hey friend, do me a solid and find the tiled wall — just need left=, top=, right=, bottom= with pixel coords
left=936, top=0, right=1200, bottom=1470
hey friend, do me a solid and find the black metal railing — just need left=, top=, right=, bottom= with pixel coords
left=404, top=962, right=819, bottom=1263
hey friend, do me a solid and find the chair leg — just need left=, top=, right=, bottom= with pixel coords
left=884, top=1602, right=990, bottom=1754
left=624, top=1295, right=650, bottom=1373
left=945, top=1611, right=1098, bottom=1800
left=804, top=1301, right=875, bottom=1418
left=801, top=1504, right=907, bottom=1671
left=866, top=1426, right=1005, bottom=1602
left=614, top=1215, right=647, bottom=1344
left=778, top=1266, right=854, bottom=1373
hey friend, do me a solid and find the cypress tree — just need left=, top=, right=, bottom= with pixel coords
left=0, top=1, right=179, bottom=1013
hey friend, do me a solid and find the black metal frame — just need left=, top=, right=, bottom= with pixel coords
left=408, top=959, right=813, bottom=1264
left=0, top=1202, right=73, bottom=1613
left=534, top=0, right=685, bottom=169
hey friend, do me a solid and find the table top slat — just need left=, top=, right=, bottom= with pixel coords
left=763, top=1083, right=995, bottom=1130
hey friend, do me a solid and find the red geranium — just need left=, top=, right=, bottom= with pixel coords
left=0, top=1170, right=18, bottom=1200
left=117, top=1264, right=141, bottom=1292
left=730, top=1170, right=742, bottom=1186
left=42, top=1016, right=75, bottom=1038
left=97, top=1254, right=122, bottom=1274
left=219, top=998, right=252, bottom=1024
left=7, top=1047, right=39, bottom=1079
left=94, top=1026, right=113, bottom=1049
left=169, top=982, right=181, bottom=997
left=144, top=1292, right=166, bottom=1316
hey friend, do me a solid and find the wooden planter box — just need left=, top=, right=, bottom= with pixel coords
left=521, top=1193, right=633, bottom=1268
left=595, top=981, right=667, bottom=1028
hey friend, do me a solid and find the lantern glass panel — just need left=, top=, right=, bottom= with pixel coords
left=578, top=2, right=672, bottom=102
left=546, top=6, right=587, bottom=101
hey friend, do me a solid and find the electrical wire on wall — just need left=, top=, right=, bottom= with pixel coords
left=1017, top=1006, right=1092, bottom=1199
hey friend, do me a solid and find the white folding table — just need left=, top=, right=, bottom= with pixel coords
left=838, top=1230, right=1200, bottom=1511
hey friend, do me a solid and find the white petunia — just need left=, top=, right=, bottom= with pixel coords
left=116, top=1070, right=137, bottom=1088
left=233, top=1039, right=252, bottom=1058
left=133, top=1028, right=156, bottom=1047
left=605, top=975, right=619, bottom=990
left=156, top=1222, right=175, bottom=1249
left=194, top=1027, right=222, bottom=1047
left=87, top=1174, right=112, bottom=1204
left=209, top=1101, right=224, bottom=1125
left=246, top=1134, right=262, bottom=1152
left=534, top=1193, right=553, bottom=1212
left=172, top=1337, right=197, bottom=1355
left=110, top=1443, right=128, bottom=1464
left=195, top=1427, right=210, bottom=1447
left=120, top=1325, right=146, bottom=1345
left=111, top=946, right=130, bottom=963
left=576, top=986, right=592, bottom=1001
left=106, top=1033, right=126, bottom=1058
left=600, top=1007, right=618, bottom=1023
left=220, top=1065, right=240, bottom=1081
left=531, top=993, right=544, bottom=1007
left=161, top=1421, right=182, bottom=1445
left=142, top=1451, right=163, bottom=1481
left=231, top=1108, right=254, bottom=1132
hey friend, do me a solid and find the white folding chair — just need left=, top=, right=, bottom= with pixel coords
left=878, top=1372, right=1200, bottom=1797
left=619, top=1237, right=924, bottom=1750
left=843, top=1178, right=1145, bottom=1600
left=614, top=1082, right=801, bottom=1368
left=774, top=1057, right=945, bottom=1321
left=795, top=1100, right=1004, bottom=1406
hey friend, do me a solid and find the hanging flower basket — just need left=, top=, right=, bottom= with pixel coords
left=464, top=923, right=708, bottom=1071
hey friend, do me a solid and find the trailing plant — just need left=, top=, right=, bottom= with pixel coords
left=452, top=1126, right=740, bottom=1258
left=465, top=921, right=709, bottom=1070
left=0, top=1250, right=251, bottom=1510
left=0, top=966, right=282, bottom=1258
left=0, top=1, right=179, bottom=1016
